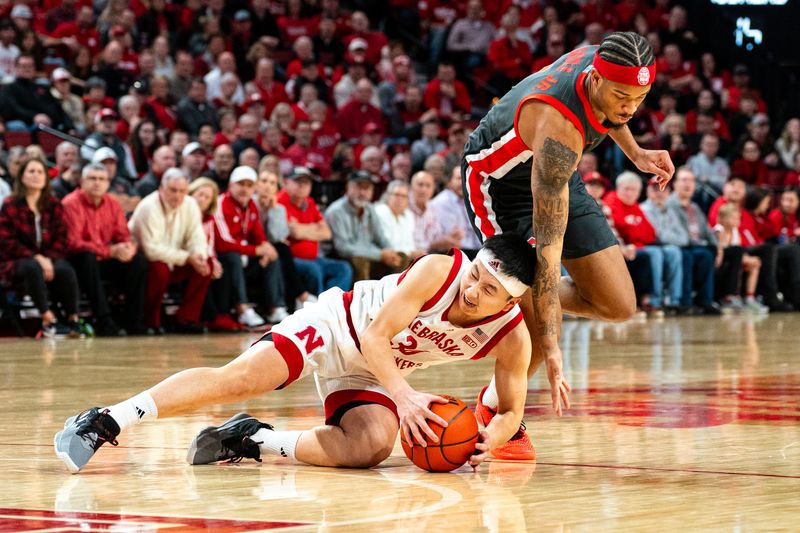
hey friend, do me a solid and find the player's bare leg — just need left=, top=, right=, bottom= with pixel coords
left=560, top=245, right=637, bottom=322
left=189, top=403, right=399, bottom=469
left=294, top=404, right=399, bottom=467
left=55, top=341, right=290, bottom=473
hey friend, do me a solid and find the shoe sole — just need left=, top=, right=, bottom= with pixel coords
left=54, top=415, right=81, bottom=474
left=186, top=412, right=254, bottom=465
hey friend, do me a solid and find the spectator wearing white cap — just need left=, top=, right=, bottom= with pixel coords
left=181, top=142, right=207, bottom=181
left=128, top=167, right=212, bottom=334
left=213, top=166, right=289, bottom=326
left=49, top=68, right=86, bottom=134
left=81, top=107, right=136, bottom=179
left=10, top=4, right=34, bottom=32
left=92, top=147, right=141, bottom=215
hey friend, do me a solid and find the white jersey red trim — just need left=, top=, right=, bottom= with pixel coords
left=343, top=249, right=523, bottom=373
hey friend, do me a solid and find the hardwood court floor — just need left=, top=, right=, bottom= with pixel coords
left=1, top=314, right=799, bottom=531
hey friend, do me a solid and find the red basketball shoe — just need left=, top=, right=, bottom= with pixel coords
left=476, top=387, right=536, bottom=461
left=490, top=422, right=536, bottom=461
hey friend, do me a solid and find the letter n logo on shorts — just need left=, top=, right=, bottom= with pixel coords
left=295, top=326, right=324, bottom=353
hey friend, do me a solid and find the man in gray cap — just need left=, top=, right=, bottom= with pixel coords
left=325, top=170, right=406, bottom=282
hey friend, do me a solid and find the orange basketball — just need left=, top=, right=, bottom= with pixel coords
left=400, top=395, right=479, bottom=472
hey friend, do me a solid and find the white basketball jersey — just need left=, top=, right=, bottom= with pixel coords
left=343, top=250, right=523, bottom=374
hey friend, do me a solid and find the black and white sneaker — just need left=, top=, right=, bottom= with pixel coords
left=187, top=412, right=273, bottom=465
left=54, top=408, right=120, bottom=473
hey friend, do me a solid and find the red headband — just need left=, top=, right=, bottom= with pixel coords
left=593, top=51, right=656, bottom=87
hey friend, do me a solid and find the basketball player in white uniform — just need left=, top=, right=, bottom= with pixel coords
left=55, top=234, right=535, bottom=473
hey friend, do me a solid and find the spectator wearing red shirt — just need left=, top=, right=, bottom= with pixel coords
left=284, top=120, right=332, bottom=178
left=423, top=61, right=471, bottom=122
left=50, top=5, right=101, bottom=56
left=768, top=189, right=800, bottom=244
left=398, top=85, right=438, bottom=139
left=291, top=83, right=319, bottom=123
left=214, top=166, right=289, bottom=324
left=743, top=187, right=800, bottom=309
left=724, top=64, right=767, bottom=114
left=336, top=79, right=384, bottom=142
left=278, top=0, right=319, bottom=43
left=343, top=11, right=388, bottom=66
left=731, top=140, right=769, bottom=186
left=708, top=176, right=746, bottom=227
left=607, top=171, right=683, bottom=312
left=656, top=43, right=697, bottom=97
left=487, top=12, right=533, bottom=97
left=285, top=36, right=320, bottom=82
left=531, top=31, right=567, bottom=73
left=784, top=152, right=800, bottom=189
left=276, top=168, right=352, bottom=294
left=685, top=89, right=731, bottom=141
left=63, top=163, right=147, bottom=336
left=581, top=0, right=620, bottom=32
left=698, top=52, right=731, bottom=98
left=309, top=100, right=340, bottom=161
left=248, top=58, right=290, bottom=119
left=144, top=75, right=178, bottom=133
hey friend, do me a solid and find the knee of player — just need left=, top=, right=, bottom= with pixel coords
left=340, top=428, right=395, bottom=468
left=603, top=289, right=637, bottom=322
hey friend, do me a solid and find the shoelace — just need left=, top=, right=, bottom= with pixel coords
left=509, top=422, right=528, bottom=441
left=221, top=436, right=262, bottom=463
left=76, top=410, right=119, bottom=449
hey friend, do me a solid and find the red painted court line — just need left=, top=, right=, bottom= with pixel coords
left=534, top=461, right=800, bottom=479
left=0, top=508, right=308, bottom=532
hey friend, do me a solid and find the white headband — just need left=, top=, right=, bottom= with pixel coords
left=475, top=249, right=529, bottom=298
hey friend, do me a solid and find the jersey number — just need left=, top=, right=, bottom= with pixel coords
left=295, top=326, right=324, bottom=353
left=392, top=335, right=424, bottom=356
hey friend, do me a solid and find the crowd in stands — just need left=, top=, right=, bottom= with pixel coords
left=0, top=0, right=799, bottom=337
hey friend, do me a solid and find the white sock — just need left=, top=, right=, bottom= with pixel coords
left=253, top=428, right=303, bottom=460
left=482, top=376, right=499, bottom=410
left=106, top=391, right=158, bottom=432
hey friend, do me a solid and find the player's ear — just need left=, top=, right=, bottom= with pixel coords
left=503, top=297, right=521, bottom=312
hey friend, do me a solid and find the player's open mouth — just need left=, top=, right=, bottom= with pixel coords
left=616, top=115, right=632, bottom=122
left=463, top=293, right=476, bottom=309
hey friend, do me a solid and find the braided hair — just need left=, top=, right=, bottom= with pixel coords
left=597, top=32, right=655, bottom=67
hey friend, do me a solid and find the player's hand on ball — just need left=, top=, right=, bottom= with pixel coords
left=545, top=346, right=571, bottom=416
left=468, top=429, right=490, bottom=469
left=397, top=390, right=449, bottom=447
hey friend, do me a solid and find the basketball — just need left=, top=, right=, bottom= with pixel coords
left=400, top=395, right=479, bottom=472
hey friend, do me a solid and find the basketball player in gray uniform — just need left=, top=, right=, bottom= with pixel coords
left=465, top=32, right=675, bottom=460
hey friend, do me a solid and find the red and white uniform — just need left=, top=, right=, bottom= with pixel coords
left=266, top=250, right=523, bottom=424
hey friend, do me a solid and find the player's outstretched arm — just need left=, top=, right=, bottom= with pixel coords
left=469, top=326, right=531, bottom=468
left=360, top=254, right=455, bottom=447
left=608, top=125, right=675, bottom=190
left=519, top=101, right=581, bottom=416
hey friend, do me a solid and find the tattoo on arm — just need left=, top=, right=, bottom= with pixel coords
left=535, top=137, right=579, bottom=193
left=530, top=137, right=578, bottom=310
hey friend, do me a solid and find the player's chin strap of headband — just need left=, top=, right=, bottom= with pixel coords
left=592, top=51, right=656, bottom=87
left=475, top=249, right=529, bottom=298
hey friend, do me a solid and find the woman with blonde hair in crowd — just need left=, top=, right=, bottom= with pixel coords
left=270, top=102, right=296, bottom=146
left=187, top=177, right=241, bottom=332
left=776, top=118, right=800, bottom=169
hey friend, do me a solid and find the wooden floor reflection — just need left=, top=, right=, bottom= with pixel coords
left=1, top=314, right=798, bottom=531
